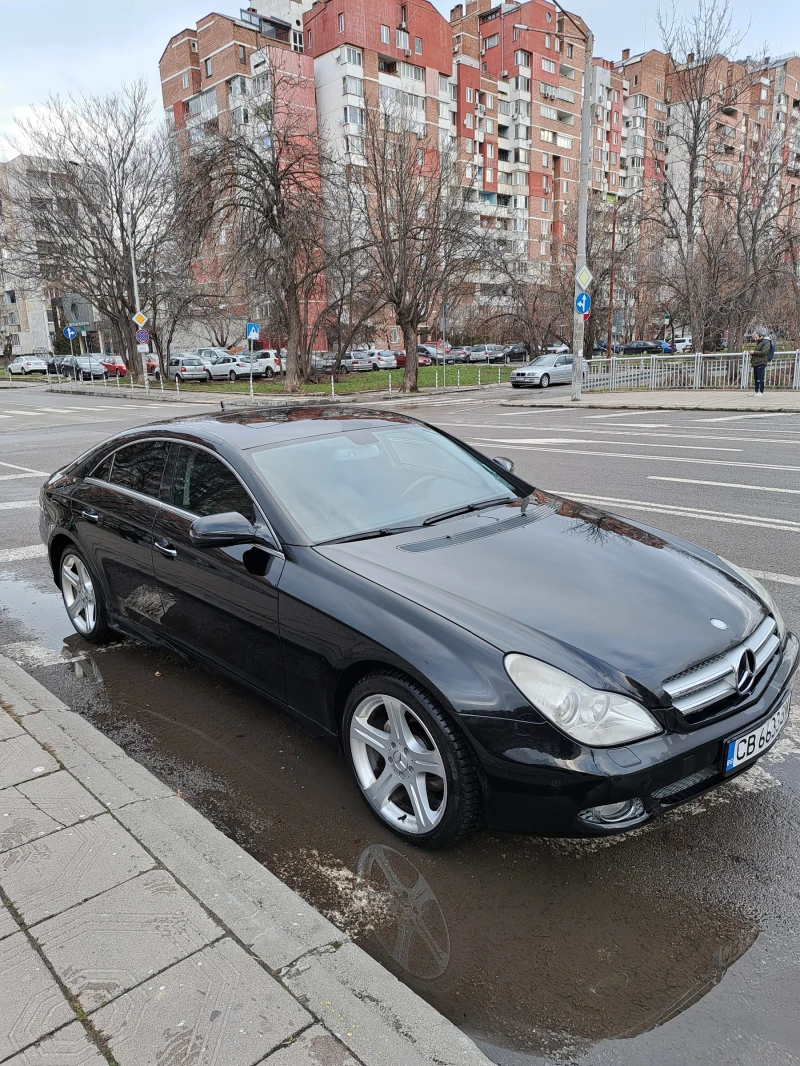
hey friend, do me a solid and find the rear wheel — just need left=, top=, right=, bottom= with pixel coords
left=175, top=373, right=183, bottom=383
left=539, top=374, right=550, bottom=388
left=59, top=547, right=112, bottom=643
left=264, top=367, right=274, bottom=379
left=205, top=370, right=212, bottom=381
left=371, top=363, right=379, bottom=372
left=229, top=370, right=237, bottom=382
left=344, top=672, right=483, bottom=849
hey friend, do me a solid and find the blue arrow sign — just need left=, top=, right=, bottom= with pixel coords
left=246, top=322, right=260, bottom=340
left=575, top=292, right=591, bottom=315
left=63, top=325, right=77, bottom=340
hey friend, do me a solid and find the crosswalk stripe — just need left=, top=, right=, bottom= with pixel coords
left=0, top=544, right=46, bottom=563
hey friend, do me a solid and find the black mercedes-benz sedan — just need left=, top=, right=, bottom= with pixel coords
left=40, top=406, right=798, bottom=848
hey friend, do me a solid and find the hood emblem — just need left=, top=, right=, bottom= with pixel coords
left=710, top=618, right=728, bottom=630
left=736, top=649, right=757, bottom=696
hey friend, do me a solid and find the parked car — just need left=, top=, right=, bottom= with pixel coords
left=546, top=342, right=570, bottom=354
left=195, top=347, right=233, bottom=367
left=392, top=351, right=428, bottom=368
left=673, top=336, right=693, bottom=353
left=6, top=355, right=48, bottom=375
left=418, top=343, right=451, bottom=360
left=313, top=353, right=358, bottom=374
left=351, top=350, right=398, bottom=372
left=42, top=406, right=796, bottom=848
left=657, top=340, right=673, bottom=353
left=231, top=351, right=278, bottom=378
left=621, top=341, right=664, bottom=355
left=157, top=356, right=207, bottom=383
left=502, top=344, right=530, bottom=362
left=429, top=346, right=457, bottom=364
left=468, top=344, right=505, bottom=363
left=99, top=355, right=127, bottom=378
left=510, top=353, right=573, bottom=389
left=55, top=356, right=108, bottom=380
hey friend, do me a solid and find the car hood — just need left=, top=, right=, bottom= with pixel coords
left=314, top=492, right=766, bottom=700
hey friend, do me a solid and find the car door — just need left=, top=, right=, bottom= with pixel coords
left=150, top=443, right=286, bottom=704
left=71, top=440, right=169, bottom=638
left=553, top=355, right=570, bottom=382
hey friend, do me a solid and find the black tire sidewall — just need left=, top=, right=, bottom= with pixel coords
left=342, top=672, right=480, bottom=848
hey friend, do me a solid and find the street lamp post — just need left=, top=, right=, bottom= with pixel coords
left=570, top=24, right=594, bottom=401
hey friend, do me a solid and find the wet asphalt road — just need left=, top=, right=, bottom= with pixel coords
left=1, top=385, right=799, bottom=1066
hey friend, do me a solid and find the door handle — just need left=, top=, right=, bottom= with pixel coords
left=154, top=539, right=177, bottom=559
left=81, top=509, right=99, bottom=523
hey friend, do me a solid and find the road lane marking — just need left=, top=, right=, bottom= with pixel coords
left=0, top=460, right=47, bottom=474
left=0, top=500, right=38, bottom=510
left=648, top=477, right=800, bottom=495
left=466, top=441, right=800, bottom=473
left=693, top=413, right=798, bottom=422
left=586, top=412, right=672, bottom=419
left=749, top=570, right=800, bottom=587
left=0, top=544, right=46, bottom=563
left=438, top=422, right=800, bottom=445
left=546, top=492, right=800, bottom=533
left=472, top=435, right=742, bottom=452
left=0, top=473, right=46, bottom=482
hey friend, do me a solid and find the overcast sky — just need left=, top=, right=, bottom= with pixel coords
left=0, top=0, right=787, bottom=157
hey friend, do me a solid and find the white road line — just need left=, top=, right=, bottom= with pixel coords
left=0, top=544, right=46, bottom=563
left=0, top=460, right=47, bottom=474
left=438, top=421, right=800, bottom=445
left=472, top=435, right=742, bottom=453
left=0, top=500, right=38, bottom=510
left=548, top=492, right=800, bottom=533
left=693, top=413, right=798, bottom=423
left=749, top=570, right=800, bottom=587
left=648, top=476, right=800, bottom=495
left=466, top=441, right=800, bottom=473
left=587, top=412, right=672, bottom=419
left=0, top=473, right=45, bottom=482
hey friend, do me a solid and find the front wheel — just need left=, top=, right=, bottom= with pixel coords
left=344, top=672, right=483, bottom=849
left=539, top=374, right=550, bottom=388
left=371, top=364, right=379, bottom=372
left=229, top=370, right=237, bottom=382
left=511, top=383, right=521, bottom=388
left=59, top=547, right=112, bottom=643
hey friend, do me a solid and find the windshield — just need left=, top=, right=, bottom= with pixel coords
left=526, top=356, right=555, bottom=366
left=249, top=423, right=519, bottom=543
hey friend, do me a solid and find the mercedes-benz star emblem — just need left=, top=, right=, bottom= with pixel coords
left=710, top=618, right=728, bottom=630
left=736, top=649, right=757, bottom=695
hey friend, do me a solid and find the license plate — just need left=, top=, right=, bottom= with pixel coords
left=724, top=694, right=790, bottom=775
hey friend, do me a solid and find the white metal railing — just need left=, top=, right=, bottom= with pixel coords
left=582, top=351, right=800, bottom=392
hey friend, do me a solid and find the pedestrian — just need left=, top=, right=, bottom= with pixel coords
left=748, top=330, right=771, bottom=396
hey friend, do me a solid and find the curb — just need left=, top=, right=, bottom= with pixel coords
left=0, top=653, right=492, bottom=1066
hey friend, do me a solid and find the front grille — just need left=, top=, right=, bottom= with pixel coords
left=651, top=765, right=718, bottom=801
left=663, top=616, right=780, bottom=718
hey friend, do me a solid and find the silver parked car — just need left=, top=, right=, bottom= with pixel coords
left=510, top=353, right=574, bottom=389
left=351, top=350, right=398, bottom=372
left=468, top=344, right=505, bottom=363
left=163, top=356, right=207, bottom=383
left=7, top=355, right=48, bottom=375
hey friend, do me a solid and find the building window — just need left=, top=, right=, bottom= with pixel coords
left=542, top=197, right=548, bottom=212
left=338, top=13, right=345, bottom=32
left=439, top=74, right=449, bottom=94
left=540, top=128, right=554, bottom=143
left=542, top=58, right=555, bottom=74
left=485, top=93, right=493, bottom=109
left=613, top=89, right=619, bottom=103
left=343, top=106, right=365, bottom=125
left=542, top=152, right=549, bottom=166
left=415, top=36, right=422, bottom=54
left=396, top=28, right=409, bottom=49
left=515, top=50, right=531, bottom=67
left=544, top=34, right=551, bottom=49
left=613, top=130, right=618, bottom=144
left=307, top=29, right=312, bottom=47
left=239, top=44, right=246, bottom=64
left=204, top=58, right=212, bottom=77
left=182, top=71, right=189, bottom=89
left=190, top=39, right=198, bottom=52
left=760, top=87, right=768, bottom=100
left=486, top=118, right=494, bottom=134
left=343, top=76, right=363, bottom=96
left=486, top=168, right=494, bottom=182
left=484, top=33, right=499, bottom=49
left=465, top=138, right=473, bottom=154
left=562, top=157, right=570, bottom=172
left=466, top=86, right=473, bottom=103
left=344, top=46, right=362, bottom=65
left=465, top=112, right=473, bottom=128
left=633, top=73, right=638, bottom=86
left=594, top=168, right=602, bottom=182
left=381, top=24, right=389, bottom=44
left=439, top=101, right=450, bottom=118
left=292, top=30, right=303, bottom=52
left=656, top=78, right=662, bottom=93
left=666, top=86, right=672, bottom=102
left=399, top=61, right=424, bottom=81
left=513, top=170, right=527, bottom=185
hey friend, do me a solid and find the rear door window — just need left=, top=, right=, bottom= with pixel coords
left=168, top=445, right=256, bottom=523
left=108, top=441, right=169, bottom=498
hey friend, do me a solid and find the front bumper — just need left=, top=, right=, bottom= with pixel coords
left=461, top=631, right=799, bottom=835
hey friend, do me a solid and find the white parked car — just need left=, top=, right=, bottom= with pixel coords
left=351, top=350, right=398, bottom=372
left=7, top=355, right=48, bottom=375
left=240, top=351, right=281, bottom=378
left=546, top=342, right=570, bottom=354
left=673, top=336, right=693, bottom=353
left=202, top=353, right=262, bottom=381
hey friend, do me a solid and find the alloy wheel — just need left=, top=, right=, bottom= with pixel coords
left=60, top=553, right=97, bottom=636
left=540, top=374, right=550, bottom=388
left=349, top=694, right=448, bottom=834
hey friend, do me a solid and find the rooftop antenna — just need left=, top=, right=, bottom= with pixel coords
left=643, top=18, right=647, bottom=51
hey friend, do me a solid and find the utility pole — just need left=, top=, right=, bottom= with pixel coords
left=571, top=26, right=594, bottom=401
left=123, top=204, right=145, bottom=384
left=606, top=206, right=617, bottom=358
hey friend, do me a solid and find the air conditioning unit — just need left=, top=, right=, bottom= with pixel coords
left=480, top=47, right=485, bottom=56
left=404, top=48, right=411, bottom=56
left=399, top=20, right=407, bottom=29
left=501, top=70, right=508, bottom=78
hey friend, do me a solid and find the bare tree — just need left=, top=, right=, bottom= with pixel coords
left=357, top=98, right=484, bottom=392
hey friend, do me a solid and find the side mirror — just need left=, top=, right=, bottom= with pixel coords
left=492, top=456, right=514, bottom=473
left=189, top=511, right=279, bottom=552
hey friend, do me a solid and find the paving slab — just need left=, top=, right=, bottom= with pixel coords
left=0, top=734, right=59, bottom=790
left=17, top=770, right=105, bottom=827
left=0, top=812, right=155, bottom=925
left=0, top=931, right=75, bottom=1061
left=93, top=937, right=311, bottom=1066
left=0, top=899, right=19, bottom=940
left=0, top=787, right=61, bottom=853
left=261, top=1026, right=361, bottom=1065
left=0, top=709, right=24, bottom=741
left=36, top=868, right=223, bottom=1011
left=1, top=1021, right=107, bottom=1066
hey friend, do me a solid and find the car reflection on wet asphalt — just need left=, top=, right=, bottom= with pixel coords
left=1, top=566, right=799, bottom=1066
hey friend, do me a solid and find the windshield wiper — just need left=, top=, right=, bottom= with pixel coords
left=422, top=495, right=517, bottom=527
left=317, top=524, right=422, bottom=545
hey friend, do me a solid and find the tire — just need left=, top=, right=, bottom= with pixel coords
left=58, top=545, right=113, bottom=643
left=371, top=364, right=379, bottom=372
left=343, top=671, right=483, bottom=849
left=539, top=374, right=550, bottom=388
left=22, top=368, right=28, bottom=375
left=175, top=373, right=183, bottom=383
left=264, top=367, right=274, bottom=379
left=154, top=371, right=161, bottom=382
left=229, top=371, right=237, bottom=382
left=511, top=383, right=521, bottom=388
left=205, top=371, right=212, bottom=381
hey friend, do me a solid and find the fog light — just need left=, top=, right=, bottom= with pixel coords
left=579, top=798, right=646, bottom=827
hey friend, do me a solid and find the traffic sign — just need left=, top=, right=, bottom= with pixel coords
left=132, top=311, right=147, bottom=328
left=575, top=265, right=593, bottom=291
left=663, top=312, right=670, bottom=325
left=575, top=291, right=591, bottom=315
left=136, top=343, right=149, bottom=354
left=135, top=329, right=149, bottom=343
left=63, top=325, right=77, bottom=340
left=246, top=322, right=260, bottom=341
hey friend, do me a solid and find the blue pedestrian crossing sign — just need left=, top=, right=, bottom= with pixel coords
left=575, top=292, right=591, bottom=315
left=246, top=322, right=260, bottom=341
left=63, top=325, right=77, bottom=340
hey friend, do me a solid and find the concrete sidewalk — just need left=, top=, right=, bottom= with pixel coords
left=0, top=653, right=491, bottom=1066
left=503, top=388, right=800, bottom=412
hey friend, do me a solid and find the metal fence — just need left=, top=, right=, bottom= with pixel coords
left=582, top=351, right=800, bottom=392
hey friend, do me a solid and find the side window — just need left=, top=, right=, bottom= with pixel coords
left=90, top=453, right=115, bottom=481
left=109, top=441, right=169, bottom=498
left=169, top=446, right=256, bottom=523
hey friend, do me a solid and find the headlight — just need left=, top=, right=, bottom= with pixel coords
left=720, top=557, right=786, bottom=642
left=504, top=654, right=662, bottom=747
